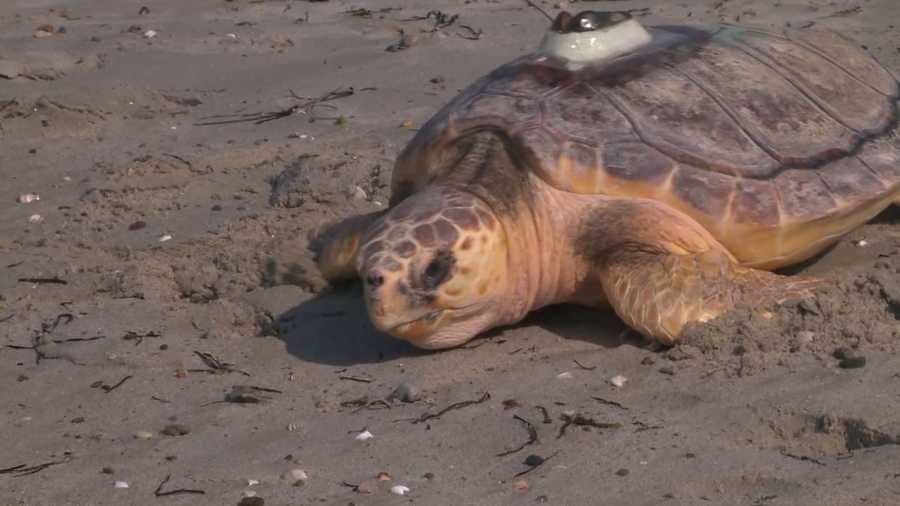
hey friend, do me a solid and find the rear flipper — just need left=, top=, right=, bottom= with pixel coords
left=313, top=211, right=385, bottom=282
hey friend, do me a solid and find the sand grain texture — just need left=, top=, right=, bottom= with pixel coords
left=1, top=1, right=899, bottom=505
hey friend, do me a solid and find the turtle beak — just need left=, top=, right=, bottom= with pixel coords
left=363, top=266, right=390, bottom=320
left=362, top=266, right=443, bottom=338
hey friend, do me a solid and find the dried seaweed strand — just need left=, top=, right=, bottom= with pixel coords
left=496, top=415, right=539, bottom=457
left=412, top=392, right=490, bottom=424
left=154, top=474, right=206, bottom=496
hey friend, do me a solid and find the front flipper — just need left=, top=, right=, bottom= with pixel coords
left=576, top=200, right=819, bottom=345
left=600, top=247, right=819, bottom=344
left=313, top=211, right=385, bottom=282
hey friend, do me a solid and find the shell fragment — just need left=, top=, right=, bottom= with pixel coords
left=390, top=485, right=410, bottom=496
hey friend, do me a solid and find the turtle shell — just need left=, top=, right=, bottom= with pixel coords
left=395, top=24, right=900, bottom=268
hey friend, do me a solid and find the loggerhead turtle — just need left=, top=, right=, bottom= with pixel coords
left=316, top=11, right=900, bottom=349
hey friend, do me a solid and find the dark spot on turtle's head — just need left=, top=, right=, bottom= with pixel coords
left=419, top=249, right=455, bottom=291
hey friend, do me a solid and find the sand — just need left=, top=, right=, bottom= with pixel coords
left=1, top=0, right=899, bottom=504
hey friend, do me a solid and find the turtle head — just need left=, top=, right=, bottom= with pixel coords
left=356, top=190, right=509, bottom=349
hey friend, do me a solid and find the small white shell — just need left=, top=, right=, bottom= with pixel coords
left=289, top=468, right=308, bottom=481
left=143, top=30, right=157, bottom=38
left=354, top=430, right=374, bottom=441
left=391, top=485, right=410, bottom=496
left=556, top=371, right=574, bottom=380
left=17, top=193, right=40, bottom=204
left=28, top=214, right=43, bottom=223
left=158, top=234, right=173, bottom=242
left=135, top=431, right=154, bottom=440
left=796, top=330, right=815, bottom=344
left=113, top=481, right=129, bottom=489
left=247, top=479, right=259, bottom=487
left=610, top=375, right=628, bottom=388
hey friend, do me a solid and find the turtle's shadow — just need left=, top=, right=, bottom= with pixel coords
left=276, top=283, right=629, bottom=366
left=275, top=284, right=425, bottom=366
left=777, top=204, right=899, bottom=276
left=512, top=304, right=631, bottom=349
left=870, top=204, right=900, bottom=225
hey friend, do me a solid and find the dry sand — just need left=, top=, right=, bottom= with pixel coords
left=1, top=0, right=899, bottom=504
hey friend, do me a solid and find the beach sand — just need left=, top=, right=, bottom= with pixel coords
left=1, top=0, right=899, bottom=504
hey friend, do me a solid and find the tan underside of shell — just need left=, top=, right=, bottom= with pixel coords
left=566, top=163, right=900, bottom=269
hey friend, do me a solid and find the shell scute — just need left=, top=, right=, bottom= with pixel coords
left=788, top=29, right=899, bottom=97
left=559, top=142, right=602, bottom=192
left=816, top=157, right=886, bottom=205
left=670, top=166, right=733, bottom=217
left=732, top=29, right=894, bottom=135
left=731, top=179, right=780, bottom=227
left=601, top=142, right=675, bottom=183
left=856, top=140, right=900, bottom=183
left=518, top=127, right=562, bottom=178
left=773, top=170, right=837, bottom=221
left=602, top=66, right=777, bottom=177
left=457, top=93, right=540, bottom=131
left=542, top=82, right=636, bottom=146
left=671, top=40, right=860, bottom=165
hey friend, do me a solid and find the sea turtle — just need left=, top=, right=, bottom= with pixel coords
left=316, top=10, right=900, bottom=349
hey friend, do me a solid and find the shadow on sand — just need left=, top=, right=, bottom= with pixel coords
left=275, top=283, right=631, bottom=366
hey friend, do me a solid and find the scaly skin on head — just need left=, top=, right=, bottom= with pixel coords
left=355, top=187, right=513, bottom=349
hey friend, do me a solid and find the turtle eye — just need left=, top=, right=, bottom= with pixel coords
left=422, top=250, right=454, bottom=288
